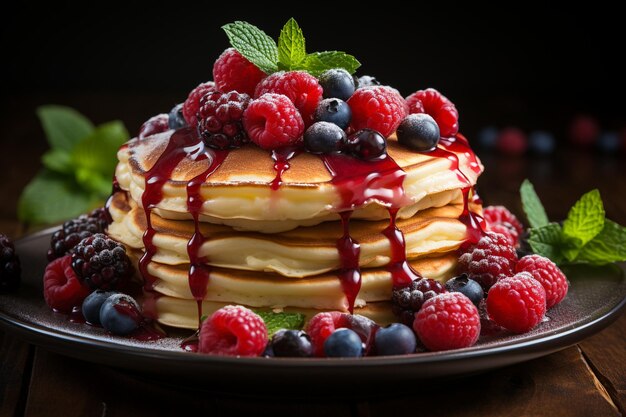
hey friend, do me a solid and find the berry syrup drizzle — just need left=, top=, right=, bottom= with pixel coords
left=270, top=146, right=301, bottom=190
left=320, top=153, right=417, bottom=313
left=138, top=127, right=228, bottom=330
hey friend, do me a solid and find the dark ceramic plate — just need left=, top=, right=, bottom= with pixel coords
left=1, top=229, right=625, bottom=386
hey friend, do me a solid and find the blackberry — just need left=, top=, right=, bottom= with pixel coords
left=71, top=234, right=133, bottom=290
left=0, top=235, right=21, bottom=293
left=48, top=209, right=109, bottom=261
left=196, top=90, right=251, bottom=150
left=391, top=278, right=447, bottom=325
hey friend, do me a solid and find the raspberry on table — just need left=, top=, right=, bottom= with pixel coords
left=0, top=234, right=21, bottom=293
left=413, top=292, right=481, bottom=351
left=243, top=93, right=305, bottom=150
left=183, top=81, right=218, bottom=126
left=138, top=114, right=169, bottom=140
left=406, top=88, right=459, bottom=137
left=347, top=86, right=408, bottom=137
left=391, top=278, right=447, bottom=326
left=198, top=305, right=268, bottom=356
left=483, top=205, right=524, bottom=247
left=48, top=210, right=109, bottom=261
left=213, top=48, right=266, bottom=97
left=305, top=311, right=348, bottom=357
left=496, top=127, right=528, bottom=155
left=254, top=71, right=323, bottom=126
left=71, top=234, right=133, bottom=291
left=196, top=90, right=251, bottom=149
left=457, top=231, right=518, bottom=290
left=515, top=255, right=568, bottom=309
left=44, top=255, right=90, bottom=312
left=487, top=272, right=547, bottom=333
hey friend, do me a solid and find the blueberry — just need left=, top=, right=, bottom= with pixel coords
left=304, top=122, right=347, bottom=154
left=270, top=329, right=313, bottom=357
left=82, top=290, right=117, bottom=325
left=597, top=131, right=620, bottom=153
left=477, top=126, right=499, bottom=149
left=314, top=98, right=351, bottom=129
left=324, top=328, right=364, bottom=358
left=396, top=114, right=440, bottom=152
left=319, top=69, right=356, bottom=101
left=168, top=103, right=187, bottom=130
left=528, top=130, right=556, bottom=154
left=357, top=75, right=380, bottom=88
left=445, top=274, right=484, bottom=307
left=374, top=323, right=417, bottom=355
left=345, top=129, right=387, bottom=160
left=99, top=293, right=142, bottom=335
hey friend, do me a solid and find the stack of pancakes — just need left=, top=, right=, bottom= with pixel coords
left=108, top=131, right=482, bottom=329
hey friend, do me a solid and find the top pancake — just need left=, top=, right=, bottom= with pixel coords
left=115, top=130, right=482, bottom=232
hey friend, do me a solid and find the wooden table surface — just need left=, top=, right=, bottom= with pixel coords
left=0, top=102, right=625, bottom=416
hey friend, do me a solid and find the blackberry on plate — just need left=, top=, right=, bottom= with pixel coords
left=48, top=209, right=109, bottom=261
left=196, top=90, right=251, bottom=150
left=0, top=234, right=21, bottom=293
left=391, top=278, right=447, bottom=325
left=71, top=234, right=133, bottom=291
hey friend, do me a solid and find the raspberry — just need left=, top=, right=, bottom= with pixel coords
left=487, top=272, right=546, bottom=333
left=196, top=90, right=251, bottom=149
left=488, top=223, right=519, bottom=247
left=138, top=114, right=169, bottom=140
left=198, top=305, right=268, bottom=356
left=391, top=278, right=447, bottom=326
left=305, top=311, right=348, bottom=357
left=406, top=88, right=459, bottom=137
left=71, top=234, right=133, bottom=291
left=243, top=93, right=305, bottom=150
left=483, top=206, right=524, bottom=236
left=48, top=209, right=109, bottom=261
left=182, top=81, right=218, bottom=126
left=515, top=255, right=568, bottom=308
left=457, top=231, right=518, bottom=290
left=44, top=255, right=90, bottom=312
left=347, top=86, right=408, bottom=137
left=413, top=293, right=480, bottom=351
left=254, top=71, right=323, bottom=126
left=213, top=48, right=266, bottom=97
left=0, top=235, right=21, bottom=293
left=496, top=127, right=527, bottom=155
left=569, top=115, right=600, bottom=147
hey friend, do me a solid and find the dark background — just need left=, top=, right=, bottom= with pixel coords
left=0, top=3, right=624, bottom=220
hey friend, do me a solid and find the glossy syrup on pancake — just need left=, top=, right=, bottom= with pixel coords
left=270, top=146, right=301, bottom=191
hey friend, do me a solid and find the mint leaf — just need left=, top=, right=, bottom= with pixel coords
left=222, top=21, right=278, bottom=74
left=71, top=120, right=128, bottom=178
left=41, top=149, right=73, bottom=174
left=37, top=105, right=94, bottom=152
left=562, top=189, right=605, bottom=257
left=528, top=223, right=565, bottom=263
left=520, top=179, right=549, bottom=228
left=576, top=220, right=626, bottom=264
left=254, top=311, right=305, bottom=336
left=301, top=51, right=361, bottom=76
left=18, top=170, right=98, bottom=224
left=277, top=18, right=306, bottom=70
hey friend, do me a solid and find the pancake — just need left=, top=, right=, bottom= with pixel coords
left=109, top=190, right=475, bottom=277
left=115, top=130, right=482, bottom=232
left=139, top=253, right=457, bottom=314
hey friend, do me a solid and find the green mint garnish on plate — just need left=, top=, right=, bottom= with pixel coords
left=18, top=105, right=129, bottom=225
left=253, top=310, right=305, bottom=336
left=520, top=179, right=626, bottom=265
left=222, top=18, right=361, bottom=77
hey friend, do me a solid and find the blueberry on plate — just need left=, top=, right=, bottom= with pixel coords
left=99, top=293, right=142, bottom=335
left=324, top=328, right=364, bottom=358
left=374, top=323, right=417, bottom=355
left=319, top=69, right=356, bottom=101
left=396, top=113, right=440, bottom=152
left=304, top=122, right=347, bottom=154
left=314, top=98, right=351, bottom=130
left=271, top=329, right=313, bottom=357
left=345, top=129, right=387, bottom=160
left=445, top=274, right=484, bottom=307
left=168, top=103, right=187, bottom=130
left=82, top=290, right=117, bottom=325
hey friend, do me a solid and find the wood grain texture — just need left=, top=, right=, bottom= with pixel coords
left=0, top=331, right=32, bottom=417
